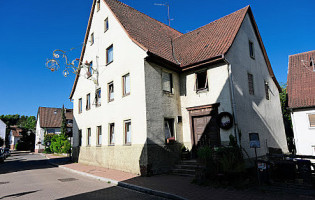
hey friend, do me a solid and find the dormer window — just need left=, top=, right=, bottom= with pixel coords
left=195, top=71, right=208, bottom=92
left=96, top=0, right=100, bottom=12
left=249, top=40, right=255, bottom=59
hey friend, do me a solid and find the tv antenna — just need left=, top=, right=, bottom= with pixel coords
left=154, top=3, right=173, bottom=26
left=301, top=56, right=315, bottom=72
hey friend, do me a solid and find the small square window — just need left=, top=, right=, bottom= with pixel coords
left=109, top=123, right=115, bottom=145
left=87, top=128, right=91, bottom=146
left=106, top=45, right=113, bottom=65
left=108, top=82, right=114, bottom=102
left=249, top=40, right=255, bottom=59
left=248, top=73, right=254, bottom=95
left=309, top=114, right=315, bottom=127
left=123, top=73, right=130, bottom=96
left=96, top=0, right=100, bottom=12
left=104, top=18, right=109, bottom=32
left=86, top=93, right=91, bottom=110
left=162, top=71, right=173, bottom=93
left=264, top=81, right=269, bottom=100
left=97, top=126, right=102, bottom=146
left=164, top=118, right=175, bottom=144
left=87, top=61, right=93, bottom=77
left=78, top=98, right=82, bottom=114
left=195, top=71, right=208, bottom=91
left=90, top=33, right=94, bottom=46
left=95, top=88, right=101, bottom=107
left=124, top=120, right=131, bottom=145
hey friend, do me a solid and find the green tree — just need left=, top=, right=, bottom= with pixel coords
left=279, top=83, right=291, bottom=123
left=60, top=105, right=67, bottom=136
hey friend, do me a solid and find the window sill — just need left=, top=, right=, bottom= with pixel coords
left=123, top=93, right=130, bottom=98
left=124, top=143, right=132, bottom=146
left=163, top=91, right=174, bottom=96
left=108, top=144, right=115, bottom=146
left=86, top=145, right=91, bottom=147
left=86, top=108, right=91, bottom=111
left=104, top=29, right=108, bottom=33
left=196, top=88, right=208, bottom=94
left=106, top=61, right=113, bottom=66
left=108, top=99, right=114, bottom=102
left=96, top=145, right=102, bottom=147
left=250, top=55, right=255, bottom=60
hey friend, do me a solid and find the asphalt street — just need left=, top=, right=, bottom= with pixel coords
left=0, top=151, right=165, bottom=200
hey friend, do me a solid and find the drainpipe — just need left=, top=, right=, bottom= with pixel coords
left=223, top=57, right=240, bottom=146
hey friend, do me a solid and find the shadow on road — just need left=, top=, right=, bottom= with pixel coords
left=0, top=190, right=40, bottom=199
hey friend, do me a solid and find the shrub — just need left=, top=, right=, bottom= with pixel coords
left=50, top=134, right=70, bottom=154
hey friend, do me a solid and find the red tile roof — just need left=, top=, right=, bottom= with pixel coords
left=287, top=50, right=315, bottom=109
left=38, top=107, right=73, bottom=128
left=70, top=0, right=280, bottom=98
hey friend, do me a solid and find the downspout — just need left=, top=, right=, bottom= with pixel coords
left=223, top=56, right=240, bottom=146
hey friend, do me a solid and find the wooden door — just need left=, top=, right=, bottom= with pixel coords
left=192, top=115, right=220, bottom=147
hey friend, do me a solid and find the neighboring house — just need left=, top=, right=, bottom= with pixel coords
left=70, top=0, right=288, bottom=175
left=9, top=126, right=23, bottom=150
left=287, top=50, right=315, bottom=156
left=35, top=107, right=73, bottom=153
left=0, top=119, right=6, bottom=146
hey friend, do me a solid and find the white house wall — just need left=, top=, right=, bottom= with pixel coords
left=291, top=108, right=315, bottom=155
left=225, top=13, right=288, bottom=157
left=0, top=119, right=6, bottom=144
left=72, top=0, right=148, bottom=174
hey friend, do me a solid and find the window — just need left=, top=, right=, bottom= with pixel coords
left=124, top=120, right=131, bottom=145
left=87, top=61, right=93, bottom=77
left=248, top=73, right=254, bottom=95
left=108, top=82, right=114, bottom=102
left=106, top=45, right=113, bottom=64
left=47, top=129, right=55, bottom=134
left=164, top=118, right=175, bottom=144
left=90, top=33, right=94, bottom=46
left=162, top=71, right=173, bottom=93
left=109, top=123, right=115, bottom=145
left=264, top=81, right=269, bottom=100
left=87, top=128, right=91, bottom=146
left=123, top=73, right=130, bottom=96
left=78, top=129, right=82, bottom=147
left=104, top=18, right=109, bottom=32
left=195, top=71, right=208, bottom=91
left=78, top=98, right=82, bottom=113
left=309, top=114, right=315, bottom=127
left=96, top=0, right=100, bottom=12
left=97, top=126, right=102, bottom=145
left=86, top=93, right=91, bottom=110
left=95, top=88, right=101, bottom=107
left=249, top=40, right=254, bottom=59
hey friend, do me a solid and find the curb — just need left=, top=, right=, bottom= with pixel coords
left=42, top=154, right=187, bottom=200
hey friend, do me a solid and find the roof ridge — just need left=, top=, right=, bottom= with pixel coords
left=289, top=50, right=315, bottom=57
left=175, top=5, right=249, bottom=40
left=107, top=0, right=182, bottom=35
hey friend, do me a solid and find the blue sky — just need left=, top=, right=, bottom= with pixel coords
left=0, top=0, right=314, bottom=116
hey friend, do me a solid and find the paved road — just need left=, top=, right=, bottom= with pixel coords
left=0, top=152, right=164, bottom=200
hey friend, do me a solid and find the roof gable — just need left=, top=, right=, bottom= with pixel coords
left=287, top=50, right=315, bottom=109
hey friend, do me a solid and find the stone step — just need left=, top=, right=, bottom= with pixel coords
left=171, top=172, right=195, bottom=177
left=174, top=164, right=199, bottom=170
left=172, top=168, right=196, bottom=175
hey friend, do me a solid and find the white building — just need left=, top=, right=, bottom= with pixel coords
left=70, top=0, right=288, bottom=175
left=35, top=107, right=73, bottom=153
left=0, top=119, right=6, bottom=146
left=288, top=50, right=315, bottom=156
left=9, top=126, right=22, bottom=150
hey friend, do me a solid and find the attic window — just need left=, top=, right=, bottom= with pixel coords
left=54, top=110, right=57, bottom=115
left=249, top=40, right=255, bottom=59
left=309, top=114, right=315, bottom=127
left=195, top=71, right=208, bottom=92
left=264, top=81, right=269, bottom=100
left=96, top=0, right=100, bottom=12
left=90, top=33, right=94, bottom=46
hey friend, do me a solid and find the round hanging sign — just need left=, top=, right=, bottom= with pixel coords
left=218, top=112, right=233, bottom=130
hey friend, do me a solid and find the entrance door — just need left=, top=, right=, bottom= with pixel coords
left=192, top=115, right=220, bottom=147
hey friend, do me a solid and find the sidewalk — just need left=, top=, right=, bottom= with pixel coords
left=43, top=154, right=313, bottom=200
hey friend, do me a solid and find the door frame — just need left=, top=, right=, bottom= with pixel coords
left=187, top=103, right=220, bottom=147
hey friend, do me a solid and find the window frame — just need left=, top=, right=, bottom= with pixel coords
left=109, top=123, right=115, bottom=145
left=90, top=33, right=94, bottom=46
left=124, top=120, right=131, bottom=145
left=78, top=98, right=82, bottom=114
left=96, top=0, right=100, bottom=12
left=123, top=73, right=130, bottom=97
left=162, top=71, right=173, bottom=93
left=87, top=61, right=93, bottom=78
left=87, top=128, right=91, bottom=146
left=108, top=82, right=114, bottom=102
left=308, top=114, right=315, bottom=128
left=248, top=73, right=254, bottom=95
left=86, top=93, right=91, bottom=110
left=95, top=88, right=101, bottom=107
left=106, top=45, right=113, bottom=65
left=195, top=70, right=208, bottom=92
left=97, top=126, right=102, bottom=146
left=264, top=81, right=269, bottom=100
left=104, top=18, right=109, bottom=32
left=249, top=40, right=255, bottom=59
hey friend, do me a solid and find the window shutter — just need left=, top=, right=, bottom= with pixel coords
left=309, top=114, right=315, bottom=127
